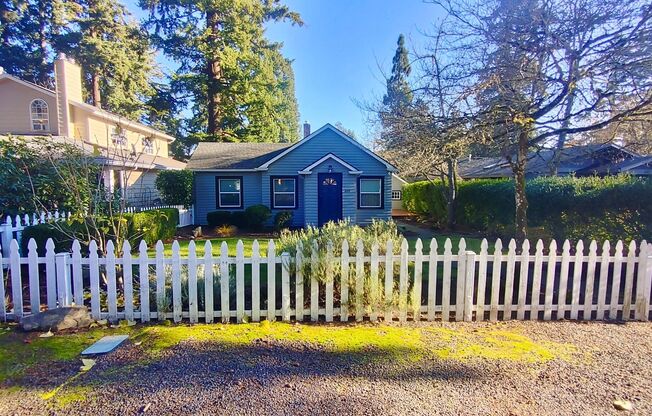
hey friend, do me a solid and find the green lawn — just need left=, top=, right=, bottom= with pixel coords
left=154, top=234, right=491, bottom=257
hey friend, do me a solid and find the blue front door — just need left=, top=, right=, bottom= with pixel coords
left=318, top=172, right=343, bottom=226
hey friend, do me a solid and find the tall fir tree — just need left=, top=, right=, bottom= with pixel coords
left=140, top=0, right=302, bottom=147
left=1, top=0, right=155, bottom=119
left=56, top=0, right=156, bottom=119
left=0, top=0, right=68, bottom=86
left=382, top=34, right=412, bottom=111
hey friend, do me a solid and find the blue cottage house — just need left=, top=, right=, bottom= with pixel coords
left=187, top=123, right=397, bottom=227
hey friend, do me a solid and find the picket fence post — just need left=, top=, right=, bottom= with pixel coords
left=9, top=240, right=22, bottom=318
left=635, top=241, right=650, bottom=321
left=463, top=250, right=476, bottom=322
left=325, top=241, right=334, bottom=322
left=1, top=217, right=13, bottom=259
left=266, top=240, right=276, bottom=321
left=203, top=240, right=214, bottom=323
left=281, top=252, right=291, bottom=322
left=139, top=241, right=151, bottom=322
left=252, top=240, right=261, bottom=322
left=0, top=244, right=5, bottom=321
left=294, top=241, right=303, bottom=322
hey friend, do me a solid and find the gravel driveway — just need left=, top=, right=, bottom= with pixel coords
left=1, top=321, right=651, bottom=416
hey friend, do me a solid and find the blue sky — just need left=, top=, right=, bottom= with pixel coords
left=125, top=0, right=443, bottom=141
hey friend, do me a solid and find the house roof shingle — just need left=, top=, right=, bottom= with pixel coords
left=186, top=142, right=291, bottom=170
left=458, top=144, right=646, bottom=179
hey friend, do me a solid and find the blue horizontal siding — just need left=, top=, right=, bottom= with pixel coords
left=194, top=172, right=262, bottom=225
left=192, top=126, right=392, bottom=227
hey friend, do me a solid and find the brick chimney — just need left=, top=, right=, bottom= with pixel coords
left=54, top=53, right=83, bottom=137
left=303, top=121, right=311, bottom=138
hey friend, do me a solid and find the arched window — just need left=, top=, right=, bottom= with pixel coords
left=30, top=99, right=49, bottom=131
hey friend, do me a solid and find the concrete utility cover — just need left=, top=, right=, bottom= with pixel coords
left=81, top=335, right=129, bottom=355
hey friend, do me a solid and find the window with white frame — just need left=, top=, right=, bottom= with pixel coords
left=391, top=190, right=402, bottom=200
left=217, top=177, right=242, bottom=208
left=358, top=178, right=383, bottom=208
left=272, top=177, right=296, bottom=208
left=30, top=99, right=49, bottom=131
left=142, top=137, right=154, bottom=154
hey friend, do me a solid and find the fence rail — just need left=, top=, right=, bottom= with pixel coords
left=1, top=237, right=651, bottom=324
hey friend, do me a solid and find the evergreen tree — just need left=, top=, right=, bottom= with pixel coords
left=0, top=0, right=67, bottom=86
left=1, top=0, right=155, bottom=119
left=56, top=0, right=156, bottom=118
left=382, top=34, right=412, bottom=111
left=140, top=0, right=302, bottom=145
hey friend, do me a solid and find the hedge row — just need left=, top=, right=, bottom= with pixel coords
left=21, top=208, right=179, bottom=254
left=402, top=175, right=652, bottom=241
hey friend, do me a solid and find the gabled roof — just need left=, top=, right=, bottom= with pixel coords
left=258, top=123, right=397, bottom=172
left=186, top=124, right=397, bottom=173
left=0, top=73, right=56, bottom=97
left=186, top=142, right=290, bottom=170
left=298, top=153, right=362, bottom=174
left=458, top=143, right=643, bottom=179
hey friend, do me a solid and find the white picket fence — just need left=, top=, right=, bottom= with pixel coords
left=0, top=205, right=194, bottom=258
left=2, top=236, right=652, bottom=324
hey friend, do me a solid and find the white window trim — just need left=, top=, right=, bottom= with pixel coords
left=272, top=178, right=296, bottom=209
left=391, top=190, right=402, bottom=200
left=359, top=178, right=383, bottom=208
left=30, top=99, right=49, bottom=132
left=218, top=178, right=242, bottom=208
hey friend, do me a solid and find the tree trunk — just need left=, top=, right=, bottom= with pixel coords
left=445, top=159, right=457, bottom=230
left=206, top=9, right=222, bottom=138
left=513, top=130, right=529, bottom=243
left=91, top=72, right=102, bottom=108
left=551, top=56, right=579, bottom=174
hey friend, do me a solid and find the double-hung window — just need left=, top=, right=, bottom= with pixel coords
left=271, top=177, right=297, bottom=209
left=217, top=177, right=242, bottom=208
left=358, top=177, right=383, bottom=209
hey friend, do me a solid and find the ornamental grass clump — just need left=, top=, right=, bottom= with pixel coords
left=276, top=219, right=408, bottom=312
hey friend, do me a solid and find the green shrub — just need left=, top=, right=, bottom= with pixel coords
left=403, top=175, right=652, bottom=241
left=20, top=222, right=81, bottom=255
left=207, top=211, right=233, bottom=227
left=155, top=170, right=194, bottom=207
left=125, top=208, right=178, bottom=244
left=274, top=211, right=293, bottom=230
left=20, top=208, right=179, bottom=254
left=207, top=205, right=272, bottom=230
left=244, top=204, right=271, bottom=229
left=231, top=211, right=249, bottom=228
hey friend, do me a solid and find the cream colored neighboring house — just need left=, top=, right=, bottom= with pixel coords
left=391, top=173, right=407, bottom=211
left=0, top=54, right=185, bottom=207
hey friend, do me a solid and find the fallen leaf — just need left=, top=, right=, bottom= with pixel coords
left=80, top=358, right=96, bottom=372
left=613, top=400, right=633, bottom=411
left=39, top=330, right=54, bottom=338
